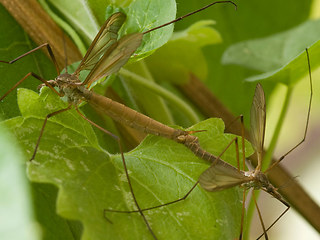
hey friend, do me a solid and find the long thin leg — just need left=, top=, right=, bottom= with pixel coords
left=239, top=115, right=247, bottom=240
left=266, top=48, right=313, bottom=173
left=235, top=137, right=240, bottom=171
left=105, top=136, right=240, bottom=213
left=224, top=115, right=246, bottom=172
left=240, top=115, right=246, bottom=171
left=0, top=72, right=62, bottom=101
left=253, top=191, right=268, bottom=240
left=212, top=136, right=239, bottom=166
left=30, top=105, right=72, bottom=161
left=75, top=108, right=158, bottom=240
left=221, top=112, right=253, bottom=240
left=62, top=34, right=69, bottom=73
left=239, top=189, right=246, bottom=240
left=142, top=1, right=237, bottom=34
left=0, top=43, right=60, bottom=74
left=105, top=181, right=199, bottom=214
left=256, top=194, right=290, bottom=240
left=225, top=114, right=243, bottom=133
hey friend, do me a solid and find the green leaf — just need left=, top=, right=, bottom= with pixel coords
left=31, top=182, right=83, bottom=240
left=43, top=0, right=176, bottom=58
left=222, top=19, right=320, bottom=86
left=87, top=0, right=132, bottom=25
left=145, top=20, right=222, bottom=84
left=173, top=0, right=312, bottom=117
left=0, top=121, right=40, bottom=240
left=17, top=88, right=99, bottom=148
left=3, top=88, right=253, bottom=239
left=122, top=0, right=176, bottom=56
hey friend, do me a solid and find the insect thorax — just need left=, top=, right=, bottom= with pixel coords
left=241, top=171, right=269, bottom=190
left=55, top=73, right=84, bottom=105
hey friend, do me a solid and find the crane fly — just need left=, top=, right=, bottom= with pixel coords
left=199, top=83, right=288, bottom=240
left=111, top=49, right=313, bottom=239
left=0, top=1, right=237, bottom=239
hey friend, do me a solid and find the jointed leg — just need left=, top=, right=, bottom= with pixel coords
left=0, top=72, right=62, bottom=101
left=0, top=42, right=62, bottom=101
left=239, top=189, right=246, bottom=240
left=30, top=105, right=72, bottom=161
left=238, top=115, right=248, bottom=240
left=253, top=191, right=268, bottom=240
left=104, top=181, right=199, bottom=214
left=256, top=194, right=290, bottom=240
left=224, top=115, right=246, bottom=172
left=104, top=136, right=241, bottom=214
left=0, top=43, right=60, bottom=74
left=75, top=107, right=158, bottom=240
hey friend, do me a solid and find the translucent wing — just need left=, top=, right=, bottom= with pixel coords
left=83, top=33, right=143, bottom=86
left=74, top=12, right=126, bottom=74
left=250, top=83, right=266, bottom=170
left=199, top=161, right=249, bottom=192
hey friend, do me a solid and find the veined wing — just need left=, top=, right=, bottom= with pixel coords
left=250, top=83, right=266, bottom=170
left=74, top=12, right=126, bottom=75
left=83, top=33, right=143, bottom=86
left=199, top=161, right=250, bottom=192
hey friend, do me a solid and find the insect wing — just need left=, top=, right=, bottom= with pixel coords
left=83, top=33, right=143, bottom=86
left=199, top=161, right=249, bottom=192
left=75, top=12, right=126, bottom=74
left=250, top=83, right=266, bottom=168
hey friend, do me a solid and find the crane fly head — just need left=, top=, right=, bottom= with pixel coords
left=53, top=73, right=84, bottom=104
